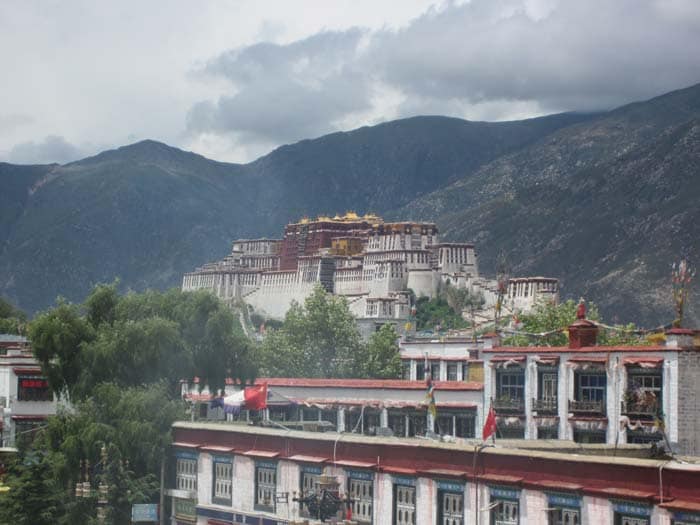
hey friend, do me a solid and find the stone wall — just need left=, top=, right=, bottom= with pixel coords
left=676, top=350, right=700, bottom=456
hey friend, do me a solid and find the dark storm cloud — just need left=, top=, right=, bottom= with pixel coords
left=188, top=0, right=700, bottom=145
left=7, top=135, right=85, bottom=165
left=187, top=29, right=373, bottom=144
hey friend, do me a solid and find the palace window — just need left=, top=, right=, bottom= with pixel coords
left=430, top=361, right=441, bottom=381
left=497, top=371, right=524, bottom=401
left=393, top=482, right=416, bottom=525
left=438, top=483, right=464, bottom=525
left=625, top=368, right=662, bottom=417
left=175, top=457, right=197, bottom=492
left=348, top=472, right=373, bottom=524
left=549, top=507, right=579, bottom=525
left=403, top=361, right=411, bottom=380
left=17, top=376, right=52, bottom=401
left=255, top=462, right=277, bottom=511
left=388, top=411, right=407, bottom=437
left=212, top=457, right=233, bottom=505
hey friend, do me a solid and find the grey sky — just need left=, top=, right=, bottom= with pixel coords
left=2, top=0, right=699, bottom=164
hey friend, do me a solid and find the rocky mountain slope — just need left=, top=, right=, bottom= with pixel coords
left=0, top=113, right=589, bottom=314
left=395, top=83, right=700, bottom=325
left=1, top=83, right=699, bottom=326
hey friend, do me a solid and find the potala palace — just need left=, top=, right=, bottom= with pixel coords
left=181, top=213, right=558, bottom=332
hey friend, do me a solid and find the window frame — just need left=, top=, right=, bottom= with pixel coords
left=393, top=478, right=416, bottom=525
left=347, top=470, right=374, bottom=524
left=211, top=455, right=233, bottom=506
left=175, top=454, right=198, bottom=493
left=254, top=461, right=277, bottom=512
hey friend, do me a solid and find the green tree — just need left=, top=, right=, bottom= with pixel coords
left=259, top=285, right=364, bottom=378
left=0, top=296, right=28, bottom=335
left=0, top=450, right=66, bottom=525
left=364, top=324, right=402, bottom=379
left=503, top=299, right=647, bottom=346
left=414, top=296, right=469, bottom=331
left=29, top=301, right=94, bottom=399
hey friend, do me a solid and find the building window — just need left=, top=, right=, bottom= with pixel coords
left=546, top=494, right=581, bottom=525
left=430, top=361, right=441, bottom=381
left=491, top=499, right=519, bottom=525
left=348, top=472, right=373, bottom=524
left=388, top=411, right=407, bottom=437
left=416, top=362, right=426, bottom=381
left=17, top=376, right=52, bottom=401
left=495, top=370, right=525, bottom=413
left=435, top=415, right=454, bottom=436
left=175, top=457, right=197, bottom=492
left=403, top=361, right=411, bottom=380
left=438, top=486, right=464, bottom=525
left=537, top=426, right=559, bottom=439
left=447, top=363, right=458, bottom=381
left=625, top=369, right=662, bottom=417
left=462, top=363, right=470, bottom=382
left=612, top=502, right=650, bottom=525
left=300, top=466, right=322, bottom=518
left=456, top=414, right=475, bottom=438
left=255, top=463, right=277, bottom=511
left=407, top=411, right=427, bottom=437
left=212, top=458, right=232, bottom=505
left=302, top=407, right=319, bottom=422
left=321, top=409, right=338, bottom=428
left=577, top=373, right=606, bottom=402
left=393, top=482, right=416, bottom=525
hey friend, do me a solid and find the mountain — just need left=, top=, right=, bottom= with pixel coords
left=1, top=83, right=699, bottom=326
left=394, top=83, right=700, bottom=325
left=0, top=114, right=591, bottom=315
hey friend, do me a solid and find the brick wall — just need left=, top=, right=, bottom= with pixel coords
left=676, top=351, right=700, bottom=456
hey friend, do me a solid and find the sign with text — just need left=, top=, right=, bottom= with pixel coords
left=131, top=503, right=158, bottom=522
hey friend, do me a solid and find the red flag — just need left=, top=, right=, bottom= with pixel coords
left=244, top=383, right=267, bottom=410
left=482, top=405, right=497, bottom=441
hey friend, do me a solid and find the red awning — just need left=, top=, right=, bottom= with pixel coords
left=567, top=356, right=608, bottom=363
left=171, top=442, right=200, bottom=449
left=241, top=450, right=280, bottom=459
left=477, top=473, right=523, bottom=485
left=12, top=367, right=42, bottom=375
left=659, top=499, right=700, bottom=513
left=380, top=466, right=417, bottom=476
left=623, top=357, right=663, bottom=368
left=199, top=445, right=235, bottom=454
left=533, top=356, right=560, bottom=365
left=491, top=356, right=526, bottom=362
left=287, top=454, right=328, bottom=464
left=586, top=487, right=654, bottom=501
left=524, top=479, right=582, bottom=491
left=418, top=468, right=466, bottom=480
left=332, top=459, right=376, bottom=469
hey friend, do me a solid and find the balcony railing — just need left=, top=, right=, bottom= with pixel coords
left=532, top=398, right=558, bottom=413
left=492, top=397, right=525, bottom=413
left=568, top=399, right=606, bottom=415
left=621, top=401, right=660, bottom=417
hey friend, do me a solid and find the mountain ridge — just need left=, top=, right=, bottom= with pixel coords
left=1, top=84, right=699, bottom=326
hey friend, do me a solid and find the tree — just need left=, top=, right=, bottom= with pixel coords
left=503, top=299, right=647, bottom=346
left=0, top=450, right=66, bottom=525
left=0, top=296, right=28, bottom=335
left=259, top=285, right=365, bottom=378
left=364, top=324, right=402, bottom=379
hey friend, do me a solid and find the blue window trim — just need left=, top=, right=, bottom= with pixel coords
left=437, top=479, right=465, bottom=493
left=546, top=492, right=581, bottom=508
left=347, top=469, right=374, bottom=481
left=489, top=485, right=520, bottom=501
left=393, top=475, right=416, bottom=487
left=612, top=500, right=651, bottom=517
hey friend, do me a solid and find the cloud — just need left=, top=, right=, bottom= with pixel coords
left=0, top=113, right=33, bottom=134
left=7, top=135, right=85, bottom=165
left=187, top=29, right=373, bottom=144
left=187, top=0, right=700, bottom=150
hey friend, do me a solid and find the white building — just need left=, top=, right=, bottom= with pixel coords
left=182, top=214, right=558, bottom=333
left=166, top=421, right=700, bottom=525
left=0, top=335, right=58, bottom=447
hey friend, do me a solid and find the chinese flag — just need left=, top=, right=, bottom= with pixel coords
left=482, top=405, right=497, bottom=441
left=244, top=383, right=268, bottom=410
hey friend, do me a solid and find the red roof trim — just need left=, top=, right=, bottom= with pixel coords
left=12, top=367, right=43, bottom=375
left=172, top=442, right=200, bottom=449
left=485, top=346, right=668, bottom=354
left=241, top=450, right=280, bottom=459
left=490, top=356, right=526, bottom=363
left=623, top=357, right=664, bottom=366
left=332, top=459, right=376, bottom=469
left=287, top=454, right=328, bottom=464
left=253, top=378, right=482, bottom=391
left=659, top=499, right=700, bottom=513
left=523, top=479, right=582, bottom=491
left=380, top=466, right=417, bottom=476
left=418, top=468, right=466, bottom=480
left=200, top=445, right=235, bottom=454
left=567, top=356, right=608, bottom=363
left=585, top=487, right=655, bottom=501
left=477, top=473, right=524, bottom=486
